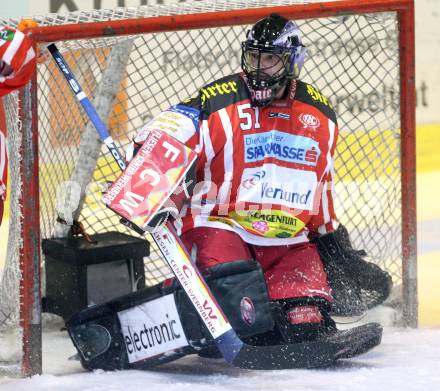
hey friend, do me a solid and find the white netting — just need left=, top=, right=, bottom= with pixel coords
left=0, top=92, right=23, bottom=372
left=0, top=0, right=406, bottom=375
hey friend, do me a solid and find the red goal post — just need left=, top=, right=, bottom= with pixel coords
left=0, top=0, right=415, bottom=377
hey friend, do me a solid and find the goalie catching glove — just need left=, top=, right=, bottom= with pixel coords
left=313, top=224, right=393, bottom=316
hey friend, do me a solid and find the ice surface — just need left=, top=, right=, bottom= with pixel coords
left=0, top=326, right=439, bottom=391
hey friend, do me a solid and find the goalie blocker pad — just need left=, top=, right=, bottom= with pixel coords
left=66, top=260, right=274, bottom=371
left=102, top=129, right=198, bottom=234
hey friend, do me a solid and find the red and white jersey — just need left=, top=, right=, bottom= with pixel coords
left=0, top=27, right=36, bottom=97
left=130, top=74, right=339, bottom=245
left=0, top=27, right=36, bottom=213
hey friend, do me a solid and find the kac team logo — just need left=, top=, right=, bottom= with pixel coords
left=240, top=297, right=256, bottom=325
left=299, top=113, right=320, bottom=131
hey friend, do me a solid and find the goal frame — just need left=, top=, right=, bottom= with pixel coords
left=14, top=0, right=415, bottom=376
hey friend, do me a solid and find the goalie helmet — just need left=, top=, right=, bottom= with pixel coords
left=241, top=13, right=306, bottom=106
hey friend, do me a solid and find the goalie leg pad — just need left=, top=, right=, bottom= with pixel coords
left=66, top=260, right=274, bottom=371
left=66, top=284, right=191, bottom=371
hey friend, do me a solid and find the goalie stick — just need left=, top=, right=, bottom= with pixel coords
left=47, top=43, right=381, bottom=370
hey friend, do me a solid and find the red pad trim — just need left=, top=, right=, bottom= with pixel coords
left=287, top=305, right=323, bottom=325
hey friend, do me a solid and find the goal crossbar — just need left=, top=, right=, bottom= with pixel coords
left=27, top=0, right=414, bottom=41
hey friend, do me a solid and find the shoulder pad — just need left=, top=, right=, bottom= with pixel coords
left=198, top=74, right=249, bottom=115
left=295, top=81, right=337, bottom=124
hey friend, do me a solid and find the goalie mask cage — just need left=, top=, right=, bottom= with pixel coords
left=0, top=0, right=415, bottom=377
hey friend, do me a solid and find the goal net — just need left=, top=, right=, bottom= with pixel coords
left=0, top=0, right=415, bottom=377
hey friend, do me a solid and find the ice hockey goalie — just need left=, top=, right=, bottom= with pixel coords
left=66, top=13, right=391, bottom=371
